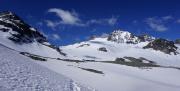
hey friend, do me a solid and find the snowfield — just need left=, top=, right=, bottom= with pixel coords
left=0, top=35, right=180, bottom=91
left=37, top=57, right=180, bottom=91
left=0, top=44, right=93, bottom=91
left=1, top=26, right=180, bottom=91
left=0, top=30, right=64, bottom=58
left=61, top=38, right=180, bottom=67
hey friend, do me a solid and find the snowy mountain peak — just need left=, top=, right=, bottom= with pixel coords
left=0, top=11, right=22, bottom=24
left=0, top=11, right=14, bottom=17
left=0, top=11, right=66, bottom=57
left=0, top=11, right=47, bottom=44
left=107, top=29, right=139, bottom=44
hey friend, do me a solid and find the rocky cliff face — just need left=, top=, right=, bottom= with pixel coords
left=107, top=30, right=155, bottom=44
left=0, top=11, right=47, bottom=44
left=107, top=30, right=140, bottom=44
left=0, top=11, right=66, bottom=56
left=143, top=38, right=178, bottom=55
left=138, top=34, right=155, bottom=42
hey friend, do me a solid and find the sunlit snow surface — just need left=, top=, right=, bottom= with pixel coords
left=38, top=57, right=180, bottom=91
left=0, top=30, right=65, bottom=58
left=0, top=44, right=93, bottom=91
left=1, top=28, right=180, bottom=91
left=61, top=38, right=180, bottom=67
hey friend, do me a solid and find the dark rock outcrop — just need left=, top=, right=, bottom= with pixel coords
left=0, top=11, right=66, bottom=56
left=89, top=35, right=96, bottom=40
left=77, top=44, right=90, bottom=48
left=138, top=34, right=155, bottom=42
left=175, top=39, right=180, bottom=44
left=0, top=11, right=47, bottom=44
left=143, top=38, right=178, bottom=55
left=98, top=47, right=108, bottom=52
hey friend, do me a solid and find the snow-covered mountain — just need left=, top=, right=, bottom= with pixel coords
left=0, top=11, right=65, bottom=58
left=61, top=30, right=180, bottom=66
left=46, top=34, right=180, bottom=91
left=1, top=11, right=180, bottom=91
left=107, top=30, right=155, bottom=44
left=0, top=11, right=46, bottom=43
left=107, top=30, right=140, bottom=44
left=0, top=11, right=94, bottom=91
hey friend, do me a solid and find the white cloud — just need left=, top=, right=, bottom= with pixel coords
left=132, top=20, right=138, bottom=24
left=45, top=20, right=58, bottom=28
left=162, top=16, right=173, bottom=21
left=177, top=19, right=180, bottom=23
left=46, top=33, right=60, bottom=40
left=52, top=34, right=60, bottom=40
left=48, top=8, right=84, bottom=26
left=46, top=8, right=118, bottom=29
left=145, top=16, right=172, bottom=32
left=108, top=17, right=118, bottom=25
left=87, top=16, right=118, bottom=26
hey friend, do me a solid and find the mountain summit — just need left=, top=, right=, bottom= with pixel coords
left=0, top=11, right=46, bottom=44
left=0, top=11, right=66, bottom=58
left=107, top=30, right=155, bottom=44
left=107, top=30, right=140, bottom=44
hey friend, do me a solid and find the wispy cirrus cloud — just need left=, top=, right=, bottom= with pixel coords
left=48, top=8, right=84, bottom=26
left=47, top=33, right=60, bottom=41
left=45, top=8, right=118, bottom=30
left=162, top=15, right=173, bottom=21
left=177, top=19, right=180, bottom=23
left=52, top=34, right=60, bottom=40
left=44, top=20, right=59, bottom=30
left=145, top=16, right=173, bottom=32
left=87, top=16, right=118, bottom=26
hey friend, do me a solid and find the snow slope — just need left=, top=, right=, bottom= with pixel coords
left=61, top=37, right=180, bottom=67
left=0, top=11, right=64, bottom=58
left=0, top=44, right=92, bottom=91
left=0, top=30, right=64, bottom=58
left=38, top=57, right=180, bottom=91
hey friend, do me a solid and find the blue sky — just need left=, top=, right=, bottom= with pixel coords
left=1, top=0, right=180, bottom=45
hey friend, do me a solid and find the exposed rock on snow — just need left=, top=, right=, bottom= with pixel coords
left=0, top=11, right=65, bottom=57
left=107, top=30, right=139, bottom=44
left=143, top=38, right=178, bottom=55
left=98, top=47, right=108, bottom=52
left=138, top=34, right=155, bottom=42
left=77, top=44, right=90, bottom=48
left=89, top=35, right=97, bottom=40
left=0, top=11, right=46, bottom=44
left=107, top=57, right=159, bottom=68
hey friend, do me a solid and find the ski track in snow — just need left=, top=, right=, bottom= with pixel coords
left=0, top=44, right=92, bottom=91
